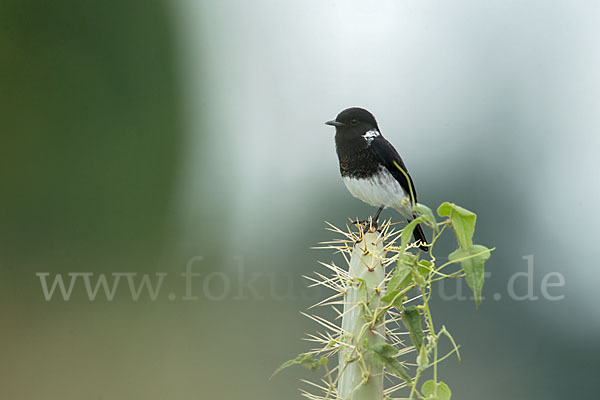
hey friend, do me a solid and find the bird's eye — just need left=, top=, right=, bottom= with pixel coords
left=351, top=119, right=358, bottom=125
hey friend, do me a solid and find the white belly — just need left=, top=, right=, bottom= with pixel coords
left=342, top=167, right=412, bottom=217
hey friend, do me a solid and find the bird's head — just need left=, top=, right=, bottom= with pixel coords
left=325, top=107, right=379, bottom=138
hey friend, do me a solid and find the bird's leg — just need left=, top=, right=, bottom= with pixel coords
left=351, top=218, right=368, bottom=226
left=369, top=206, right=384, bottom=230
left=373, top=206, right=384, bottom=223
left=352, top=206, right=385, bottom=231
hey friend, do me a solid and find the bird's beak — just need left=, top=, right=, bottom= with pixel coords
left=325, top=120, right=345, bottom=127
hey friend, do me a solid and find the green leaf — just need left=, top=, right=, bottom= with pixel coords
left=401, top=216, right=426, bottom=249
left=401, top=306, right=424, bottom=352
left=448, top=245, right=491, bottom=306
left=393, top=253, right=427, bottom=289
left=398, top=251, right=417, bottom=267
left=270, top=353, right=322, bottom=379
left=381, top=289, right=405, bottom=308
left=403, top=255, right=427, bottom=287
left=414, top=203, right=438, bottom=233
left=422, top=380, right=452, bottom=400
left=417, top=259, right=432, bottom=278
left=365, top=341, right=412, bottom=383
left=388, top=260, right=413, bottom=292
left=437, top=202, right=477, bottom=249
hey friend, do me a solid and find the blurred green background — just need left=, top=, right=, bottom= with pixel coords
left=1, top=0, right=598, bottom=399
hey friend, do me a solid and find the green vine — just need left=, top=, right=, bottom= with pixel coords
left=273, top=202, right=493, bottom=400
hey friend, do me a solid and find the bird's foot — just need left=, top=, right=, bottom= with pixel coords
left=351, top=218, right=380, bottom=232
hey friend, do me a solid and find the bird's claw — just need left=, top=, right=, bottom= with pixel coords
left=351, top=218, right=380, bottom=232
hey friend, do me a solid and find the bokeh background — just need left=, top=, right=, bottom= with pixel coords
left=2, top=0, right=599, bottom=399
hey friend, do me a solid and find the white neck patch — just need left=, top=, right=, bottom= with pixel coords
left=362, top=129, right=380, bottom=144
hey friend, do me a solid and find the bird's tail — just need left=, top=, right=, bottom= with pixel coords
left=409, top=219, right=429, bottom=252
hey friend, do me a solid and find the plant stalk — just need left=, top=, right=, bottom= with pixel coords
left=337, top=231, right=386, bottom=400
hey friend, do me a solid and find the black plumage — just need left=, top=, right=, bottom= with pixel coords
left=326, top=107, right=429, bottom=252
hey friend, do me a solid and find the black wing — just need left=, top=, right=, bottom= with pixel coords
left=370, top=135, right=429, bottom=252
left=369, top=135, right=418, bottom=205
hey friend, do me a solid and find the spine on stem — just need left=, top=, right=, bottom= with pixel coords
left=338, top=230, right=386, bottom=400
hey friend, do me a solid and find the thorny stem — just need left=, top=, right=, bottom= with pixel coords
left=285, top=205, right=491, bottom=400
left=422, top=286, right=438, bottom=396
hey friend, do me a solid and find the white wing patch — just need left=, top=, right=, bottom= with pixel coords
left=362, top=129, right=380, bottom=144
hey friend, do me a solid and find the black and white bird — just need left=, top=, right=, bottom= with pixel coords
left=326, top=107, right=429, bottom=251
